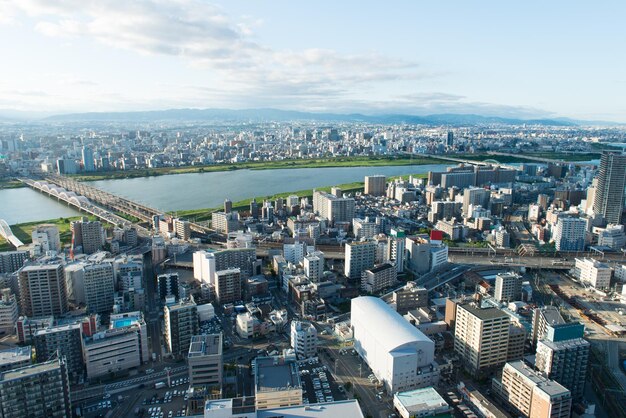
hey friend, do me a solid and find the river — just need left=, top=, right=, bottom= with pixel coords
left=0, top=164, right=452, bottom=224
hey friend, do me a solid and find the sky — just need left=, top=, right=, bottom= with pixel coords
left=0, top=0, right=625, bottom=121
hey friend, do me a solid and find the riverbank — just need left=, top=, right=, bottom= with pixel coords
left=0, top=216, right=83, bottom=251
left=456, top=152, right=600, bottom=163
left=70, top=156, right=444, bottom=182
left=0, top=179, right=25, bottom=189
left=172, top=173, right=428, bottom=223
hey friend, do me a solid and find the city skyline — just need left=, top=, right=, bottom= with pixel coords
left=1, top=1, right=626, bottom=122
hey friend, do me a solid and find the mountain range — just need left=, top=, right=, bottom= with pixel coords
left=0, top=108, right=620, bottom=126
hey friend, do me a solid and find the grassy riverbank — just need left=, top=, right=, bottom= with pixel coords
left=69, top=155, right=445, bottom=182
left=0, top=179, right=25, bottom=189
left=172, top=173, right=429, bottom=223
left=0, top=216, right=102, bottom=251
left=456, top=152, right=600, bottom=163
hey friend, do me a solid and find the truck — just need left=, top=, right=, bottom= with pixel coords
left=154, top=382, right=166, bottom=389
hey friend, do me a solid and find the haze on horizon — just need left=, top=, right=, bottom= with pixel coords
left=1, top=0, right=625, bottom=122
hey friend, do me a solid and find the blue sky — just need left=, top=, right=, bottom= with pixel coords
left=0, top=0, right=625, bottom=121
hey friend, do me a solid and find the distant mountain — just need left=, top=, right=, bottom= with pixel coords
left=39, top=108, right=577, bottom=126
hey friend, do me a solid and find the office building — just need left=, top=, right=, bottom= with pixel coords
left=173, top=218, right=191, bottom=241
left=552, top=217, right=586, bottom=252
left=446, top=131, right=454, bottom=146
left=283, top=240, right=311, bottom=264
left=393, top=387, right=451, bottom=418
left=290, top=321, right=318, bottom=359
left=84, top=327, right=143, bottom=380
left=593, top=151, right=626, bottom=225
left=313, top=190, right=355, bottom=225
left=164, top=299, right=199, bottom=359
left=494, top=272, right=522, bottom=302
left=351, top=297, right=436, bottom=393
left=531, top=306, right=566, bottom=347
left=31, top=224, right=61, bottom=253
left=71, top=218, right=104, bottom=255
left=365, top=175, right=387, bottom=196
left=212, top=248, right=257, bottom=278
left=597, top=224, right=626, bottom=250
left=56, top=158, right=77, bottom=175
left=0, top=346, right=32, bottom=372
left=188, top=334, right=223, bottom=396
left=18, top=262, right=68, bottom=317
left=405, top=236, right=431, bottom=275
left=0, top=289, right=18, bottom=334
left=572, top=258, right=612, bottom=289
left=254, top=355, right=302, bottom=410
left=361, top=262, right=397, bottom=293
left=214, top=268, right=242, bottom=305
left=345, top=241, right=377, bottom=280
left=492, top=361, right=571, bottom=418
left=34, top=323, right=84, bottom=382
left=0, top=251, right=28, bottom=274
left=158, top=273, right=180, bottom=301
left=83, top=262, right=115, bottom=314
left=82, top=146, right=95, bottom=172
left=387, top=228, right=406, bottom=273
left=454, top=304, right=510, bottom=378
left=303, top=251, right=324, bottom=283
left=193, top=250, right=215, bottom=284
left=0, top=358, right=72, bottom=418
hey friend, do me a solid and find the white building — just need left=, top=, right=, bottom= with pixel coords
left=393, top=387, right=451, bottom=418
left=353, top=218, right=378, bottom=240
left=597, top=224, right=626, bottom=250
left=494, top=272, right=522, bottom=302
left=290, top=321, right=318, bottom=359
left=387, top=229, right=406, bottom=273
left=345, top=241, right=377, bottom=280
left=236, top=312, right=257, bottom=339
left=31, top=224, right=61, bottom=253
left=0, top=289, right=18, bottom=334
left=351, top=297, right=436, bottom=393
left=303, top=251, right=324, bottom=283
left=193, top=251, right=215, bottom=284
left=283, top=241, right=313, bottom=265
left=572, top=258, right=612, bottom=289
left=552, top=217, right=586, bottom=252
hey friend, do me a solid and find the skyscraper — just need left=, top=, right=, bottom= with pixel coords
left=82, top=146, right=95, bottom=172
left=593, top=151, right=626, bottom=224
left=552, top=217, right=586, bottom=251
left=364, top=175, right=387, bottom=196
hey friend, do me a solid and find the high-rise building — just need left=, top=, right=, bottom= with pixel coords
left=18, top=262, right=68, bottom=317
left=593, top=151, right=626, bottom=225
left=303, top=251, right=324, bottom=283
left=188, top=334, right=223, bottom=397
left=446, top=131, right=454, bottom=147
left=387, top=228, right=406, bottom=273
left=83, top=262, right=115, bottom=314
left=0, top=289, right=18, bottom=335
left=71, top=218, right=104, bottom=255
left=313, top=190, right=355, bottom=225
left=224, top=199, right=232, bottom=214
left=352, top=218, right=378, bottom=240
left=0, top=346, right=32, bottom=372
left=364, top=175, right=387, bottom=196
left=494, top=272, right=522, bottom=302
left=0, top=358, right=72, bottom=418
left=214, top=268, right=242, bottom=305
left=453, top=304, right=510, bottom=378
left=536, top=337, right=589, bottom=401
left=492, top=361, right=571, bottom=418
left=552, top=217, right=586, bottom=251
left=250, top=198, right=260, bottom=219
left=164, top=299, right=199, bottom=359
left=345, top=241, right=377, bottom=280
left=0, top=251, right=28, bottom=274
left=462, top=187, right=490, bottom=217
left=361, top=262, right=397, bottom=294
left=173, top=218, right=191, bottom=241
left=82, top=146, right=95, bottom=172
left=290, top=321, right=318, bottom=359
left=158, top=273, right=180, bottom=301
left=34, top=323, right=84, bottom=382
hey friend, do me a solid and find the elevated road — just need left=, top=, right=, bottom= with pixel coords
left=0, top=219, right=24, bottom=248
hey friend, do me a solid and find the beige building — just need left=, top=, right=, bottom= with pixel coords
left=254, top=356, right=302, bottom=410
left=493, top=361, right=571, bottom=418
left=188, top=334, right=223, bottom=397
left=453, top=303, right=510, bottom=377
left=364, top=175, right=387, bottom=196
left=18, top=262, right=68, bottom=317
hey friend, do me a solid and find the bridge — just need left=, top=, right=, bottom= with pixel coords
left=21, top=178, right=150, bottom=235
left=486, top=151, right=598, bottom=167
left=36, top=175, right=215, bottom=235
left=0, top=219, right=24, bottom=248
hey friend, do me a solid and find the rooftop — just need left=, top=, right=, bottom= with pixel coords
left=254, top=356, right=301, bottom=393
left=460, top=303, right=508, bottom=321
left=0, top=346, right=31, bottom=366
left=395, top=387, right=449, bottom=412
left=1, top=359, right=61, bottom=381
left=506, top=361, right=570, bottom=397
left=188, top=334, right=222, bottom=357
left=256, top=400, right=364, bottom=418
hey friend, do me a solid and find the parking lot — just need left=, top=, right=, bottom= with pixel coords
left=297, top=358, right=347, bottom=405
left=130, top=377, right=191, bottom=418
